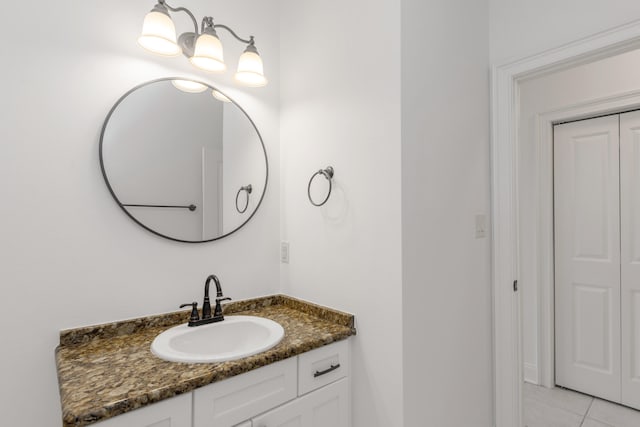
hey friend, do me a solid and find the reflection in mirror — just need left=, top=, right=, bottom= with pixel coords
left=100, top=78, right=268, bottom=243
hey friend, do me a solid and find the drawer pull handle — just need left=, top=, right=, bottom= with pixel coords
left=314, top=363, right=340, bottom=377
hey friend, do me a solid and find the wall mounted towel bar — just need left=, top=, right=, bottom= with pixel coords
left=308, top=166, right=334, bottom=207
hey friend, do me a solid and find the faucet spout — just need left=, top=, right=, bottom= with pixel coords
left=202, top=274, right=222, bottom=320
left=205, top=274, right=223, bottom=297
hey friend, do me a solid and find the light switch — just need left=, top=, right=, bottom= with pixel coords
left=281, top=241, right=290, bottom=263
left=475, top=214, right=487, bottom=239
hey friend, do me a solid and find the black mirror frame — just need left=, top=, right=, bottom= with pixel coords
left=98, top=77, right=269, bottom=243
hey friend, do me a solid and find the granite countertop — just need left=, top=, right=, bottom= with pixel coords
left=55, top=295, right=356, bottom=427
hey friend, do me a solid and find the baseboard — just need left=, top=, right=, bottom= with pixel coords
left=524, top=362, right=538, bottom=385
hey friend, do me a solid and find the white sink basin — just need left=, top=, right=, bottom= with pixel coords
left=151, top=315, right=285, bottom=364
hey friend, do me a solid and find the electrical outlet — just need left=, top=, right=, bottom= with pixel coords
left=475, top=214, right=486, bottom=239
left=280, top=241, right=290, bottom=263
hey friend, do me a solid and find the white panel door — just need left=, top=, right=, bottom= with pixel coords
left=554, top=115, right=621, bottom=402
left=620, top=110, right=640, bottom=410
left=252, top=378, right=349, bottom=427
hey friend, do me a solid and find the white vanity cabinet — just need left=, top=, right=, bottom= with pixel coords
left=92, top=393, right=192, bottom=427
left=92, top=340, right=350, bottom=427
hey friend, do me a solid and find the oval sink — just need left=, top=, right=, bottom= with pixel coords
left=151, top=315, right=285, bottom=364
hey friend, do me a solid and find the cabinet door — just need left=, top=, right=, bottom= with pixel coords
left=252, top=378, right=349, bottom=427
left=193, top=357, right=297, bottom=427
left=93, top=393, right=192, bottom=427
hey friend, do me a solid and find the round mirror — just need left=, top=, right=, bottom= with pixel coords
left=99, top=78, right=268, bottom=243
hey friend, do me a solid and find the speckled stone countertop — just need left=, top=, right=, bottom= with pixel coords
left=55, top=295, right=356, bottom=427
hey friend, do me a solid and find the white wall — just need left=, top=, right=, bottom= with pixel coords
left=0, top=1, right=280, bottom=425
left=519, top=47, right=640, bottom=384
left=401, top=0, right=493, bottom=425
left=279, top=0, right=404, bottom=426
left=490, top=0, right=640, bottom=64
left=280, top=0, right=493, bottom=426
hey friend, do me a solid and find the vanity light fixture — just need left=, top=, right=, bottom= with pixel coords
left=138, top=0, right=268, bottom=87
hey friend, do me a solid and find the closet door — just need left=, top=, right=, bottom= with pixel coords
left=620, top=110, right=640, bottom=410
left=554, top=115, right=621, bottom=402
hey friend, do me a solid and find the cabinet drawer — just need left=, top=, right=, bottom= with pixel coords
left=193, top=357, right=297, bottom=427
left=298, top=339, right=350, bottom=395
left=93, top=393, right=192, bottom=427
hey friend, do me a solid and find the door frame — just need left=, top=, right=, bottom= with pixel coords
left=491, top=19, right=640, bottom=427
left=535, top=95, right=640, bottom=389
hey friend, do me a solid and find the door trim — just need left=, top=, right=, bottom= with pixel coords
left=491, top=19, right=640, bottom=427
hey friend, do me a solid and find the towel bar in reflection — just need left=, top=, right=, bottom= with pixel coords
left=235, top=185, right=252, bottom=213
left=123, top=203, right=197, bottom=212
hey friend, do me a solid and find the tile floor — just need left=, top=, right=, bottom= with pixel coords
left=524, top=383, right=640, bottom=427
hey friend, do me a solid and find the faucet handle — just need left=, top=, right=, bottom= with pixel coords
left=214, top=297, right=232, bottom=318
left=179, top=302, right=199, bottom=323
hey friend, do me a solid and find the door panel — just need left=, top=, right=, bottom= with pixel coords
left=554, top=115, right=621, bottom=402
left=620, top=110, right=640, bottom=409
left=571, top=132, right=613, bottom=260
left=572, top=283, right=612, bottom=371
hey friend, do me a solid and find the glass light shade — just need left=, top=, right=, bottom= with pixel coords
left=212, top=89, right=231, bottom=102
left=172, top=80, right=208, bottom=93
left=190, top=33, right=226, bottom=72
left=137, top=10, right=181, bottom=56
left=234, top=51, right=268, bottom=87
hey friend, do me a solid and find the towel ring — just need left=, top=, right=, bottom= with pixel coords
left=235, top=184, right=252, bottom=214
left=308, top=166, right=334, bottom=207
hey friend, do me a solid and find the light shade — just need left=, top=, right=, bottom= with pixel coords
left=212, top=89, right=231, bottom=102
left=190, top=30, right=226, bottom=72
left=234, top=45, right=267, bottom=87
left=137, top=5, right=181, bottom=56
left=172, top=80, right=208, bottom=93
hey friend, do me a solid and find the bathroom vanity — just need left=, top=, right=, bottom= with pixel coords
left=77, top=74, right=356, bottom=427
left=55, top=295, right=355, bottom=427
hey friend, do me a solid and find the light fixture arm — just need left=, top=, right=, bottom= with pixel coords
left=158, top=0, right=254, bottom=44
left=158, top=0, right=198, bottom=34
left=213, top=24, right=253, bottom=45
